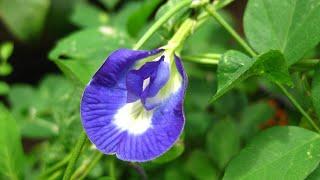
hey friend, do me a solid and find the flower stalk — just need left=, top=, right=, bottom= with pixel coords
left=63, top=132, right=88, bottom=180
left=165, top=18, right=196, bottom=54
left=133, top=0, right=192, bottom=50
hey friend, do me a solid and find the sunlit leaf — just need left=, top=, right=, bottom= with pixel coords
left=244, top=0, right=320, bottom=65
left=155, top=0, right=190, bottom=37
left=0, top=63, right=13, bottom=76
left=212, top=50, right=291, bottom=101
left=0, top=81, right=9, bottom=95
left=0, top=104, right=25, bottom=179
left=0, top=0, right=50, bottom=41
left=224, top=126, right=320, bottom=180
left=49, top=27, right=133, bottom=85
left=70, top=1, right=109, bottom=28
left=0, top=42, right=14, bottom=62
left=127, top=0, right=162, bottom=37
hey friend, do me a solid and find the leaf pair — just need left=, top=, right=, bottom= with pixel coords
left=212, top=50, right=291, bottom=101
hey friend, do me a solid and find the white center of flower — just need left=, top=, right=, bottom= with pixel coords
left=113, top=101, right=153, bottom=135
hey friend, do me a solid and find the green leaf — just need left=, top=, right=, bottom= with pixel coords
left=307, top=165, right=320, bottom=180
left=8, top=84, right=35, bottom=113
left=0, top=81, right=9, bottom=95
left=0, top=0, right=50, bottom=41
left=206, top=119, right=241, bottom=169
left=185, top=78, right=212, bottom=111
left=165, top=163, right=191, bottom=180
left=184, top=11, right=234, bottom=54
left=70, top=1, right=109, bottom=28
left=152, top=140, right=184, bottom=164
left=8, top=75, right=78, bottom=138
left=185, top=112, right=211, bottom=138
left=244, top=0, right=320, bottom=65
left=98, top=0, right=119, bottom=10
left=253, top=50, right=292, bottom=85
left=213, top=90, right=248, bottom=116
left=0, top=42, right=14, bottom=62
left=127, top=0, right=162, bottom=37
left=0, top=104, right=25, bottom=180
left=186, top=150, right=219, bottom=180
left=212, top=50, right=253, bottom=101
left=110, top=2, right=143, bottom=30
left=312, top=65, right=320, bottom=119
left=49, top=27, right=133, bottom=84
left=223, top=126, right=320, bottom=180
left=213, top=0, right=235, bottom=9
left=212, top=50, right=291, bottom=101
left=0, top=63, right=13, bottom=76
left=155, top=0, right=190, bottom=37
left=239, top=102, right=275, bottom=141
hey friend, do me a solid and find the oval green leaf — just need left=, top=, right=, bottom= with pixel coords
left=244, top=0, right=320, bottom=65
left=223, top=126, right=320, bottom=180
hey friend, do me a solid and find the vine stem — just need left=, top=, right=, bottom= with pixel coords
left=40, top=154, right=71, bottom=178
left=133, top=0, right=192, bottom=50
left=63, top=131, right=88, bottom=180
left=276, top=83, right=320, bottom=132
left=204, top=4, right=320, bottom=132
left=182, top=54, right=220, bottom=65
left=204, top=4, right=256, bottom=57
left=71, top=151, right=103, bottom=180
left=166, top=18, right=196, bottom=53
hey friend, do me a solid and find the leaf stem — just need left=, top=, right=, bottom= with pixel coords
left=182, top=54, right=220, bottom=65
left=71, top=151, right=103, bottom=180
left=276, top=82, right=320, bottom=132
left=109, top=158, right=116, bottom=180
left=204, top=4, right=320, bottom=132
left=166, top=18, right=196, bottom=53
left=63, top=131, right=88, bottom=180
left=204, top=4, right=257, bottom=57
left=133, top=0, right=192, bottom=50
left=40, top=154, right=71, bottom=178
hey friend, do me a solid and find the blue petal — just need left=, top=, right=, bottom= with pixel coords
left=81, top=49, right=187, bottom=162
left=126, top=56, right=166, bottom=103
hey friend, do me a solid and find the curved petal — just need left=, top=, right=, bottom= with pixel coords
left=81, top=49, right=187, bottom=162
left=92, top=48, right=162, bottom=87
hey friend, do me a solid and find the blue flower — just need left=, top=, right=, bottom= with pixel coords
left=80, top=48, right=187, bottom=162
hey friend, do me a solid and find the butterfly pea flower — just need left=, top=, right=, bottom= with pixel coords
left=80, top=48, right=187, bottom=162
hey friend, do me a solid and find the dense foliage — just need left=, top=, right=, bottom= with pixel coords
left=1, top=0, right=320, bottom=179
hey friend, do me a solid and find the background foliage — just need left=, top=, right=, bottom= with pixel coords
left=1, top=0, right=320, bottom=179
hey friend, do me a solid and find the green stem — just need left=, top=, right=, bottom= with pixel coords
left=63, top=132, right=88, bottom=180
left=133, top=0, right=192, bottom=50
left=166, top=18, right=196, bottom=53
left=204, top=4, right=256, bottom=57
left=109, top=158, right=116, bottom=180
left=276, top=83, right=320, bottom=132
left=47, top=170, right=63, bottom=180
left=205, top=4, right=320, bottom=132
left=182, top=54, right=220, bottom=65
left=292, top=59, right=320, bottom=69
left=71, top=151, right=103, bottom=180
left=40, top=154, right=71, bottom=178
